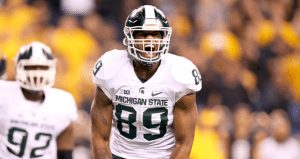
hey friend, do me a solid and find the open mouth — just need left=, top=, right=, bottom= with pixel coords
left=144, top=44, right=155, bottom=52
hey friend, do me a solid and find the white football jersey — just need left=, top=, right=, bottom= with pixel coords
left=0, top=80, right=78, bottom=159
left=93, top=50, right=202, bottom=159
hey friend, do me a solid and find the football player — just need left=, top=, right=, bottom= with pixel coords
left=0, top=42, right=78, bottom=159
left=91, top=5, right=202, bottom=159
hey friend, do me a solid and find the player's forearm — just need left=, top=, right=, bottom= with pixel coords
left=91, top=123, right=112, bottom=159
left=93, top=151, right=112, bottom=159
left=92, top=140, right=112, bottom=159
left=91, top=95, right=113, bottom=159
left=170, top=143, right=193, bottom=159
left=91, top=126, right=112, bottom=159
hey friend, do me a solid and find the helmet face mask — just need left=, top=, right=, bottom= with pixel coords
left=123, top=5, right=172, bottom=65
left=15, top=42, right=56, bottom=91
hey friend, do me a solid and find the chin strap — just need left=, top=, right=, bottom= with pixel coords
left=132, top=58, right=157, bottom=68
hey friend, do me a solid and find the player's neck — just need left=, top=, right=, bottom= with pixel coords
left=21, top=87, right=45, bottom=103
left=133, top=60, right=160, bottom=82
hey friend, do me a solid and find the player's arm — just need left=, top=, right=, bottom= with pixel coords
left=57, top=123, right=75, bottom=159
left=91, top=86, right=113, bottom=159
left=170, top=93, right=198, bottom=159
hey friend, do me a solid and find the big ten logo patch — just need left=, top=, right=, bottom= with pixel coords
left=119, top=89, right=130, bottom=95
left=123, top=89, right=130, bottom=95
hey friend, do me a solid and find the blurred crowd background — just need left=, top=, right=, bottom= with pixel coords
left=1, top=0, right=300, bottom=159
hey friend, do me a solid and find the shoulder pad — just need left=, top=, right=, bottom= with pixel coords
left=92, top=50, right=128, bottom=84
left=0, top=81, right=18, bottom=99
left=47, top=88, right=78, bottom=121
left=171, top=56, right=202, bottom=92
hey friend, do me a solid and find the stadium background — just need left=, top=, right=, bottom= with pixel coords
left=0, top=0, right=300, bottom=158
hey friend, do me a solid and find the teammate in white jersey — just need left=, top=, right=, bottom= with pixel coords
left=0, top=42, right=78, bottom=159
left=91, top=5, right=202, bottom=159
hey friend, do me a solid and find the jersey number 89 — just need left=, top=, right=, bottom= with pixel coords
left=115, top=104, right=168, bottom=141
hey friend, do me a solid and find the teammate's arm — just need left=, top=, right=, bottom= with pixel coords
left=57, top=123, right=74, bottom=159
left=170, top=93, right=198, bottom=159
left=91, top=86, right=113, bottom=159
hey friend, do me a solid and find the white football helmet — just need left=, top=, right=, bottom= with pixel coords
left=15, top=42, right=56, bottom=91
left=123, top=5, right=172, bottom=65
